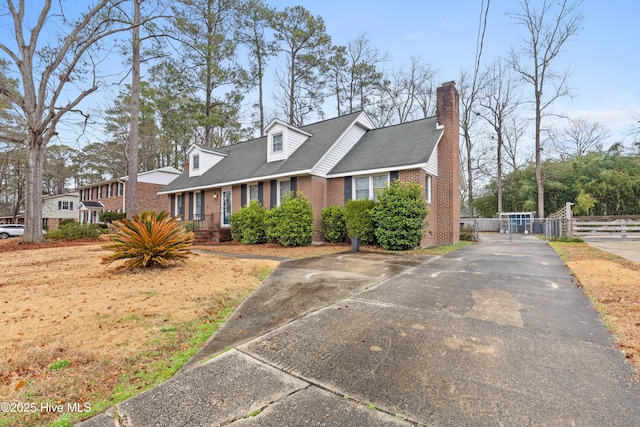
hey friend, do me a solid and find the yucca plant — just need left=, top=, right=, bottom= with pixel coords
left=103, top=210, right=194, bottom=268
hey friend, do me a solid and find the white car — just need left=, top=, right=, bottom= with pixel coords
left=0, top=224, right=25, bottom=239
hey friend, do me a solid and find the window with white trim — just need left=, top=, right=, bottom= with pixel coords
left=108, top=183, right=113, bottom=197
left=353, top=174, right=389, bottom=200
left=176, top=194, right=184, bottom=217
left=425, top=175, right=432, bottom=203
left=278, top=180, right=291, bottom=204
left=58, top=201, right=73, bottom=210
left=192, top=154, right=200, bottom=170
left=249, top=184, right=259, bottom=202
left=98, top=186, right=103, bottom=199
left=117, top=182, right=124, bottom=196
left=272, top=133, right=283, bottom=152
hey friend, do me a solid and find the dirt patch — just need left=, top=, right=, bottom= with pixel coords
left=551, top=242, right=640, bottom=369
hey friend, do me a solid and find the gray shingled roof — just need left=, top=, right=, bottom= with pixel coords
left=329, top=117, right=441, bottom=175
left=161, top=112, right=362, bottom=193
left=160, top=113, right=442, bottom=193
left=79, top=201, right=104, bottom=208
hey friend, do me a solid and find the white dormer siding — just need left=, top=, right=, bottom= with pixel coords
left=188, top=145, right=226, bottom=177
left=265, top=119, right=312, bottom=163
left=312, top=112, right=373, bottom=176
left=313, top=123, right=368, bottom=176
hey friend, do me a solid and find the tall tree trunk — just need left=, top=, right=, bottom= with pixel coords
left=126, top=0, right=140, bottom=219
left=23, top=141, right=45, bottom=242
left=258, top=54, right=265, bottom=136
left=497, top=132, right=503, bottom=215
left=289, top=51, right=295, bottom=125
left=535, top=94, right=544, bottom=218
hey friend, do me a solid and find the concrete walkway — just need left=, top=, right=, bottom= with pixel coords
left=582, top=238, right=640, bottom=264
left=78, top=235, right=640, bottom=427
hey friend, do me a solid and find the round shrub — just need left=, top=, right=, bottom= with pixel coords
left=371, top=180, right=428, bottom=250
left=344, top=199, right=377, bottom=245
left=230, top=201, right=267, bottom=244
left=264, top=193, right=313, bottom=247
left=321, top=206, right=347, bottom=243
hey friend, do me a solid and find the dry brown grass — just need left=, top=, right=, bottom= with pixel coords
left=0, top=238, right=281, bottom=426
left=551, top=242, right=640, bottom=368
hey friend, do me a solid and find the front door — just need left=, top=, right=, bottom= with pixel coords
left=222, top=190, right=232, bottom=226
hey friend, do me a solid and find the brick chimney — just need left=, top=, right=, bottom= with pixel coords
left=183, top=161, right=189, bottom=173
left=435, top=81, right=461, bottom=245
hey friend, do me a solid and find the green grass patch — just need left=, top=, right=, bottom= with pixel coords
left=255, top=267, right=273, bottom=282
left=48, top=359, right=71, bottom=371
left=409, top=241, right=473, bottom=256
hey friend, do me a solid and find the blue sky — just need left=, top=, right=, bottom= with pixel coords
left=269, top=0, right=639, bottom=144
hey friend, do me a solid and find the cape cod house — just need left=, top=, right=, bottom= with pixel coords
left=159, top=82, right=461, bottom=246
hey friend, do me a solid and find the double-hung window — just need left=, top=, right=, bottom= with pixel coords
left=272, top=133, right=283, bottom=152
left=354, top=174, right=389, bottom=200
left=279, top=180, right=291, bottom=204
left=193, top=154, right=200, bottom=170
left=249, top=184, right=259, bottom=202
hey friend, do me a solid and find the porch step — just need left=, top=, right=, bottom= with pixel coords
left=192, top=228, right=232, bottom=244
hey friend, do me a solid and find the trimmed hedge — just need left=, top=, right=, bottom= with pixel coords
left=344, top=199, right=377, bottom=245
left=47, top=222, right=104, bottom=240
left=230, top=201, right=267, bottom=244
left=371, top=180, right=428, bottom=250
left=320, top=206, right=347, bottom=243
left=264, top=193, right=313, bottom=246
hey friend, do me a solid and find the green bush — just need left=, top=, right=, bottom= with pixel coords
left=100, top=211, right=127, bottom=223
left=320, top=206, right=347, bottom=243
left=59, top=218, right=76, bottom=227
left=47, top=222, right=104, bottom=240
left=230, top=201, right=267, bottom=244
left=371, top=180, right=428, bottom=250
left=264, top=193, right=313, bottom=246
left=460, top=225, right=476, bottom=241
left=344, top=199, right=377, bottom=245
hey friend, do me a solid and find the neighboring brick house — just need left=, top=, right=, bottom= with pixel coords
left=159, top=82, right=460, bottom=246
left=42, top=192, right=79, bottom=229
left=77, top=166, right=182, bottom=223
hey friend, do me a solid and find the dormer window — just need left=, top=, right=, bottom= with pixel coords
left=192, top=154, right=200, bottom=170
left=272, top=133, right=283, bottom=152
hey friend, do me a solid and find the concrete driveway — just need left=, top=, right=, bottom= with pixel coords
left=79, top=235, right=640, bottom=427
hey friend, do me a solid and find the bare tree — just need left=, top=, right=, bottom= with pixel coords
left=552, top=117, right=609, bottom=159
left=0, top=0, right=136, bottom=242
left=458, top=69, right=484, bottom=217
left=507, top=0, right=583, bottom=218
left=236, top=0, right=276, bottom=136
left=127, top=0, right=141, bottom=218
left=271, top=5, right=332, bottom=126
left=477, top=60, right=521, bottom=214
left=328, top=34, right=388, bottom=117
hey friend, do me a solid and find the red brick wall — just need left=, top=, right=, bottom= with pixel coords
left=135, top=182, right=172, bottom=213
left=435, top=82, right=461, bottom=245
left=327, top=177, right=345, bottom=207
left=297, top=175, right=328, bottom=241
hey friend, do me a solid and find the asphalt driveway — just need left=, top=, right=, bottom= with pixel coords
left=79, top=235, right=640, bottom=427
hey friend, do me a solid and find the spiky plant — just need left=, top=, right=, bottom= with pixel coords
left=103, top=210, right=194, bottom=268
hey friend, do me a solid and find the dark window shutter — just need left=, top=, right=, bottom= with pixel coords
left=270, top=180, right=277, bottom=209
left=69, top=202, right=73, bottom=211
left=290, top=176, right=297, bottom=197
left=58, top=201, right=62, bottom=210
left=199, top=193, right=205, bottom=218
left=344, top=176, right=352, bottom=202
left=258, top=182, right=264, bottom=205
left=241, top=184, right=247, bottom=207
left=390, top=171, right=399, bottom=182
left=188, top=192, right=194, bottom=220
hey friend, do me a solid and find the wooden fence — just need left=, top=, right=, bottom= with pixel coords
left=572, top=216, right=640, bottom=239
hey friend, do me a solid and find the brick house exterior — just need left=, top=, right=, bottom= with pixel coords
left=160, top=82, right=460, bottom=246
left=77, top=167, right=181, bottom=223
